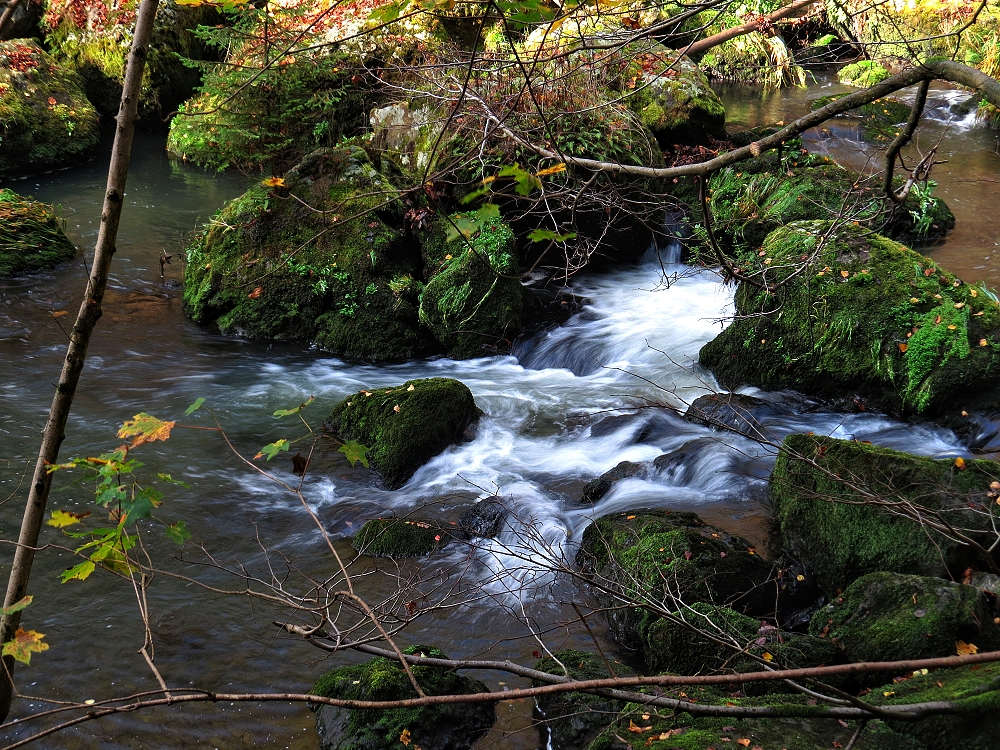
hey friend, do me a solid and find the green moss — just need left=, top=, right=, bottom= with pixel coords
left=698, top=221, right=999, bottom=415
left=838, top=60, right=890, bottom=87
left=325, top=377, right=480, bottom=489
left=352, top=518, right=450, bottom=557
left=310, top=645, right=495, bottom=750
left=182, top=146, right=432, bottom=360
left=772, top=434, right=1000, bottom=593
left=0, top=40, right=100, bottom=179
left=417, top=215, right=522, bottom=358
left=0, top=189, right=77, bottom=277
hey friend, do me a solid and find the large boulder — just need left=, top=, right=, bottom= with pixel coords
left=310, top=645, right=496, bottom=750
left=0, top=39, right=100, bottom=179
left=182, top=146, right=433, bottom=360
left=809, top=572, right=1000, bottom=676
left=576, top=510, right=773, bottom=663
left=699, top=221, right=1000, bottom=416
left=0, top=189, right=76, bottom=277
left=772, top=433, right=1000, bottom=593
left=352, top=517, right=453, bottom=557
left=325, top=377, right=481, bottom=489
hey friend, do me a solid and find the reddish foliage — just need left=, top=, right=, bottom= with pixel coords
left=1, top=42, right=41, bottom=73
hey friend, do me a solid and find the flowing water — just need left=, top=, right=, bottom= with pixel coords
left=0, top=89, right=995, bottom=748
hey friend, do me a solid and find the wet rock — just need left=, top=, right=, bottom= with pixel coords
left=577, top=509, right=773, bottom=662
left=533, top=649, right=634, bottom=750
left=651, top=437, right=718, bottom=480
left=326, top=377, right=481, bottom=489
left=580, top=461, right=648, bottom=504
left=0, top=39, right=100, bottom=179
left=0, top=189, right=76, bottom=277
left=699, top=221, right=994, bottom=417
left=458, top=500, right=507, bottom=539
left=683, top=393, right=767, bottom=434
left=352, top=517, right=451, bottom=557
left=311, top=645, right=496, bottom=750
left=809, top=572, right=1000, bottom=684
left=772, top=434, right=1000, bottom=594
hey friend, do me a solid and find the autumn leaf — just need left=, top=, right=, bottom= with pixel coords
left=957, top=640, right=979, bottom=656
left=737, top=739, right=751, bottom=747
left=117, top=413, right=175, bottom=448
left=248, top=286, right=263, bottom=299
left=2, top=629, right=48, bottom=665
left=400, top=728, right=412, bottom=746
left=261, top=176, right=286, bottom=188
left=339, top=440, right=370, bottom=468
left=898, top=343, right=908, bottom=353
left=954, top=457, right=967, bottom=471
left=255, top=439, right=290, bottom=461
left=51, top=310, right=67, bottom=318
left=535, top=163, right=567, bottom=177
left=627, top=719, right=652, bottom=733
left=0, top=596, right=32, bottom=617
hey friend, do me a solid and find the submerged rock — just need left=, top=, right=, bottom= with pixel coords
left=772, top=434, right=1000, bottom=594
left=0, top=39, right=100, bottom=179
left=580, top=461, right=648, bottom=504
left=699, top=221, right=999, bottom=416
left=352, top=517, right=451, bottom=557
left=457, top=500, right=507, bottom=539
left=325, top=377, right=480, bottom=489
left=311, top=645, right=496, bottom=750
left=0, top=189, right=76, bottom=277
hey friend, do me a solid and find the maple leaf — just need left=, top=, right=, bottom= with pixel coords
left=957, top=640, right=979, bottom=656
left=3, top=628, right=48, bottom=665
left=0, top=596, right=32, bottom=617
left=117, top=413, right=175, bottom=448
left=260, top=176, right=286, bottom=188
left=47, top=510, right=86, bottom=528
left=339, top=440, right=370, bottom=468
left=399, top=728, right=412, bottom=746
left=255, top=439, right=290, bottom=461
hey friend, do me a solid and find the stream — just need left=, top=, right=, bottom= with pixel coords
left=0, top=76, right=998, bottom=748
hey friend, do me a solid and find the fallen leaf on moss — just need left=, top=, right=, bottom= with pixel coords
left=957, top=640, right=979, bottom=656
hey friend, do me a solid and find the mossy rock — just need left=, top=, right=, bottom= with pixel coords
left=533, top=649, right=635, bottom=750
left=810, top=93, right=911, bottom=144
left=0, top=39, right=100, bottom=179
left=586, top=689, right=926, bottom=750
left=772, top=433, right=1000, bottom=593
left=698, top=221, right=1000, bottom=416
left=809, top=572, right=1000, bottom=677
left=417, top=214, right=523, bottom=358
left=183, top=146, right=434, bottom=360
left=352, top=518, right=451, bottom=557
left=838, top=60, right=890, bottom=87
left=643, top=602, right=844, bottom=693
left=870, top=662, right=1000, bottom=750
left=310, top=645, right=496, bottom=750
left=325, top=377, right=480, bottom=489
left=0, top=189, right=76, bottom=277
left=576, top=510, right=773, bottom=663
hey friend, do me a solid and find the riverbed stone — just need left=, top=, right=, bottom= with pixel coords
left=809, top=572, right=1000, bottom=682
left=458, top=499, right=507, bottom=538
left=580, top=461, right=648, bottom=504
left=772, top=433, right=1000, bottom=594
left=353, top=517, right=452, bottom=557
left=310, top=645, right=496, bottom=750
left=699, top=221, right=999, bottom=416
left=0, top=39, right=100, bottom=179
left=325, top=377, right=481, bottom=489
left=577, top=509, right=773, bottom=661
left=0, top=189, right=76, bottom=277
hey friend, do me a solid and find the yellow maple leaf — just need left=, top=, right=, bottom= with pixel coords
left=117, top=413, right=175, bottom=448
left=2, top=628, right=48, bottom=665
left=47, top=510, right=85, bottom=528
left=260, top=176, right=286, bottom=188
left=957, top=640, right=979, bottom=656
left=535, top=163, right=567, bottom=177
left=400, top=728, right=411, bottom=746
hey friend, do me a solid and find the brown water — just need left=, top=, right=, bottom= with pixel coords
left=0, top=93, right=992, bottom=748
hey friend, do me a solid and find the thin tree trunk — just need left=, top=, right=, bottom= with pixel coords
left=0, top=0, right=161, bottom=722
left=0, top=0, right=24, bottom=38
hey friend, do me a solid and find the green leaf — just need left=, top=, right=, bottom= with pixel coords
left=444, top=204, right=502, bottom=242
left=60, top=561, right=96, bottom=583
left=273, top=396, right=315, bottom=418
left=498, top=164, right=542, bottom=196
left=184, top=397, right=206, bottom=416
left=156, top=473, right=190, bottom=488
left=125, top=486, right=163, bottom=521
left=255, top=438, right=291, bottom=461
left=526, top=229, right=577, bottom=243
left=2, top=629, right=48, bottom=664
left=47, top=510, right=84, bottom=529
left=368, top=0, right=407, bottom=22
left=338, top=440, right=370, bottom=468
left=165, top=521, right=191, bottom=545
left=0, top=596, right=32, bottom=617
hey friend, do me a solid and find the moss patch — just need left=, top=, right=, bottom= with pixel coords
left=838, top=60, right=890, bottom=87
left=0, top=189, right=76, bottom=277
left=325, top=377, right=480, bottom=489
left=0, top=39, right=100, bottom=179
left=352, top=518, right=450, bottom=557
left=698, top=221, right=1000, bottom=415
left=772, top=434, right=1000, bottom=594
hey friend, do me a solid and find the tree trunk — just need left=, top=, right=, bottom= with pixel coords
left=0, top=0, right=24, bottom=38
left=0, top=0, right=161, bottom=723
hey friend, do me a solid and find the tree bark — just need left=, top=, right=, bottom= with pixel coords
left=0, top=0, right=24, bottom=38
left=684, top=0, right=820, bottom=57
left=0, top=0, right=161, bottom=723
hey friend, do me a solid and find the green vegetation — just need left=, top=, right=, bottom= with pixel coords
left=352, top=517, right=451, bottom=557
left=0, top=40, right=100, bottom=179
left=0, top=189, right=77, bottom=277
left=699, top=221, right=1000, bottom=415
left=772, top=434, right=1000, bottom=593
left=325, top=377, right=480, bottom=489
left=838, top=60, right=890, bottom=87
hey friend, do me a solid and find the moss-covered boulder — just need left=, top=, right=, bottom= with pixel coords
left=352, top=517, right=451, bottom=557
left=809, top=572, right=1000, bottom=681
left=310, top=645, right=496, bottom=750
left=643, top=602, right=844, bottom=692
left=772, top=433, right=1000, bottom=593
left=417, top=215, right=523, bottom=358
left=0, top=39, right=100, bottom=178
left=325, top=377, right=480, bottom=489
left=0, top=189, right=76, bottom=277
left=183, top=146, right=434, bottom=359
left=533, top=649, right=634, bottom=750
left=838, top=60, right=890, bottom=87
left=699, top=221, right=1000, bottom=416
left=576, top=510, right=773, bottom=663
left=871, top=662, right=1000, bottom=750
